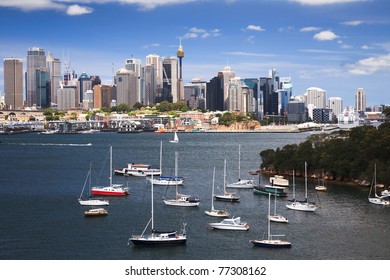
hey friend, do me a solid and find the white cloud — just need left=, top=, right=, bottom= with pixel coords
left=246, top=36, right=255, bottom=44
left=143, top=43, right=160, bottom=49
left=66, top=4, right=93, bottom=16
left=289, top=0, right=367, bottom=5
left=347, top=53, right=390, bottom=75
left=361, top=45, right=370, bottom=50
left=246, top=25, right=266, bottom=31
left=313, top=30, right=340, bottom=41
left=300, top=27, right=321, bottom=32
left=222, top=51, right=276, bottom=57
left=342, top=20, right=364, bottom=26
left=183, top=27, right=221, bottom=39
left=115, top=0, right=196, bottom=10
left=0, top=0, right=65, bottom=11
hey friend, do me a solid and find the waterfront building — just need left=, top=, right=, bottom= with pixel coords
left=220, top=66, right=235, bottom=110
left=78, top=72, right=91, bottom=104
left=125, top=58, right=143, bottom=104
left=158, top=57, right=178, bottom=103
left=329, top=97, right=343, bottom=118
left=206, top=75, right=224, bottom=111
left=115, top=68, right=137, bottom=107
left=145, top=54, right=163, bottom=104
left=313, top=108, right=332, bottom=123
left=83, top=89, right=94, bottom=110
left=184, top=78, right=207, bottom=110
left=243, top=78, right=260, bottom=117
left=26, top=47, right=47, bottom=107
left=227, top=77, right=254, bottom=113
left=46, top=53, right=62, bottom=106
left=36, top=67, right=50, bottom=108
left=338, top=106, right=359, bottom=128
left=355, top=88, right=366, bottom=112
left=305, top=87, right=327, bottom=109
left=93, top=84, right=116, bottom=109
left=287, top=100, right=307, bottom=123
left=3, top=58, right=23, bottom=110
left=57, top=81, right=78, bottom=110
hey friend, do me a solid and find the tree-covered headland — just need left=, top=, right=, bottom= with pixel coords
left=260, top=123, right=390, bottom=185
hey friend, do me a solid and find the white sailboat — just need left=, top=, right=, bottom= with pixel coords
left=227, top=144, right=254, bottom=189
left=169, top=131, right=179, bottom=143
left=251, top=193, right=291, bottom=248
left=163, top=152, right=199, bottom=207
left=368, top=163, right=390, bottom=205
left=286, top=162, right=317, bottom=212
left=315, top=178, right=327, bottom=192
left=205, top=167, right=229, bottom=217
left=214, top=159, right=240, bottom=202
left=149, top=141, right=184, bottom=186
left=268, top=194, right=288, bottom=223
left=78, top=163, right=109, bottom=206
left=91, top=146, right=129, bottom=196
left=128, top=173, right=187, bottom=246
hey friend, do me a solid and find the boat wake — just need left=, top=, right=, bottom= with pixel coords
left=8, top=142, right=93, bottom=147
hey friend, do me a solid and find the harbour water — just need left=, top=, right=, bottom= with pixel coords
left=0, top=132, right=389, bottom=260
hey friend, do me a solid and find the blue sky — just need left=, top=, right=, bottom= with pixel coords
left=1, top=0, right=390, bottom=107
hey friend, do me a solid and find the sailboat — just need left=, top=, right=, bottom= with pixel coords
left=214, top=159, right=240, bottom=202
left=149, top=141, right=184, bottom=186
left=227, top=144, right=254, bottom=189
left=251, top=193, right=291, bottom=248
left=169, top=131, right=179, bottom=143
left=128, top=173, right=187, bottom=246
left=315, top=177, right=327, bottom=192
left=91, top=146, right=130, bottom=196
left=368, top=163, right=390, bottom=205
left=163, top=152, right=199, bottom=207
left=286, top=162, right=317, bottom=212
left=268, top=194, right=288, bottom=223
left=205, top=167, right=229, bottom=217
left=78, top=163, right=109, bottom=206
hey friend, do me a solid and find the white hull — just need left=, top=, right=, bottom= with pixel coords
left=209, top=217, right=249, bottom=231
left=286, top=201, right=317, bottom=212
left=149, top=178, right=184, bottom=186
left=78, top=198, right=109, bottom=206
left=226, top=179, right=254, bottom=189
left=204, top=209, right=229, bottom=217
left=368, top=197, right=390, bottom=205
left=163, top=200, right=199, bottom=207
left=268, top=214, right=288, bottom=223
left=315, top=185, right=327, bottom=191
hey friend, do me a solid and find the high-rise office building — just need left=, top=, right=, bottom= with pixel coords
left=145, top=54, right=163, bottom=105
left=36, top=66, right=50, bottom=108
left=227, top=77, right=254, bottom=113
left=220, top=66, right=235, bottom=109
left=125, top=58, right=143, bottom=104
left=78, top=72, right=91, bottom=104
left=355, top=88, right=366, bottom=112
left=243, top=78, right=260, bottom=116
left=184, top=78, right=207, bottom=110
left=115, top=68, right=137, bottom=107
left=26, top=47, right=46, bottom=107
left=305, top=87, right=327, bottom=109
left=329, top=97, right=343, bottom=117
left=3, top=58, right=23, bottom=110
left=46, top=53, right=61, bottom=106
left=158, top=57, right=178, bottom=103
left=206, top=75, right=224, bottom=111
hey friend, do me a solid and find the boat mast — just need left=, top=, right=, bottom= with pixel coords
left=175, top=151, right=178, bottom=198
left=109, top=146, right=113, bottom=187
left=211, top=166, right=216, bottom=210
left=304, top=162, right=308, bottom=202
left=238, top=144, right=241, bottom=180
left=151, top=173, right=154, bottom=231
left=224, top=159, right=227, bottom=194
left=159, top=141, right=163, bottom=175
left=292, top=170, right=295, bottom=200
left=267, top=193, right=271, bottom=240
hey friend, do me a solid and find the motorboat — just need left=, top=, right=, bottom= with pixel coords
left=209, top=217, right=249, bottom=231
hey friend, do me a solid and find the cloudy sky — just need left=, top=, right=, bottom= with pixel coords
left=1, top=0, right=390, bottom=106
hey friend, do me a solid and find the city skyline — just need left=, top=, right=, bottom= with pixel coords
left=1, top=0, right=390, bottom=107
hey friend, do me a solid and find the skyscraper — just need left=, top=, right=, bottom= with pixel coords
left=159, top=57, right=178, bottom=103
left=3, top=58, right=23, bottom=110
left=125, top=58, right=143, bottom=104
left=115, top=68, right=137, bottom=107
left=355, top=88, right=366, bottom=112
left=329, top=97, right=343, bottom=117
left=26, top=47, right=46, bottom=107
left=305, top=87, right=327, bottom=109
left=46, top=52, right=61, bottom=106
